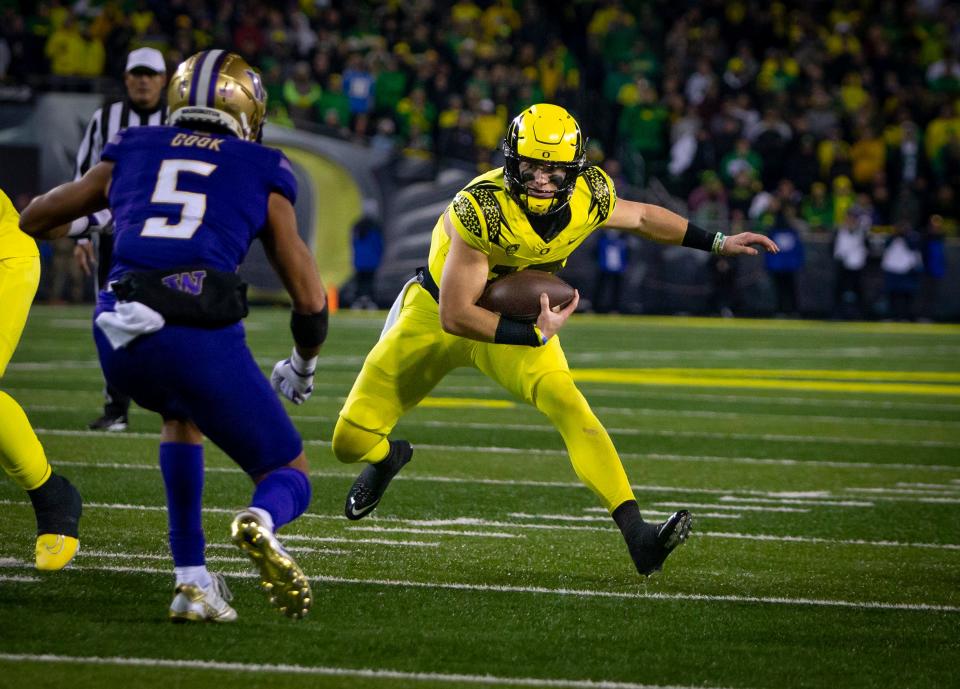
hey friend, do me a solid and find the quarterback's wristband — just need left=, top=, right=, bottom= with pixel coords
left=494, top=317, right=542, bottom=347
left=682, top=222, right=725, bottom=254
left=533, top=325, right=549, bottom=345
left=711, top=232, right=726, bottom=255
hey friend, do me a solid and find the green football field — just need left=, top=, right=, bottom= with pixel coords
left=1, top=305, right=958, bottom=689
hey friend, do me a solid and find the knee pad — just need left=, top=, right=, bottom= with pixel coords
left=331, top=417, right=386, bottom=464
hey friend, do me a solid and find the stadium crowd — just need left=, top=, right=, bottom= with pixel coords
left=1, top=0, right=958, bottom=319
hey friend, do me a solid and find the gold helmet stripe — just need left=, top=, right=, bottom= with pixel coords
left=194, top=49, right=226, bottom=107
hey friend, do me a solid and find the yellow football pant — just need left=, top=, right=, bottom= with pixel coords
left=0, top=256, right=51, bottom=490
left=333, top=285, right=636, bottom=512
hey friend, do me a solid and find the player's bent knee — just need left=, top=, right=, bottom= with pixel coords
left=533, top=372, right=584, bottom=417
left=331, top=417, right=383, bottom=464
left=286, top=451, right=309, bottom=475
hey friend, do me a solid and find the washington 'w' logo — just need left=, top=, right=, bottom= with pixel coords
left=162, top=270, right=207, bottom=295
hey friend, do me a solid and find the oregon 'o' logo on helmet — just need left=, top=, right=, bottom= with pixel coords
left=502, top=103, right=586, bottom=216
left=167, top=50, right=267, bottom=142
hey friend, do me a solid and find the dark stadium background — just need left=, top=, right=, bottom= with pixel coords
left=1, top=0, right=958, bottom=319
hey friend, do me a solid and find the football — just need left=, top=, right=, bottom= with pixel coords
left=476, top=270, right=575, bottom=322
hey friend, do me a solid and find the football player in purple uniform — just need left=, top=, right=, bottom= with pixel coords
left=20, top=50, right=327, bottom=622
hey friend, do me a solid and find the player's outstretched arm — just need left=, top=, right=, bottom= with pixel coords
left=603, top=199, right=779, bottom=256
left=261, top=192, right=327, bottom=405
left=19, top=162, right=113, bottom=239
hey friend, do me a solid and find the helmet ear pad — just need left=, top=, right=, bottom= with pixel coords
left=502, top=104, right=586, bottom=216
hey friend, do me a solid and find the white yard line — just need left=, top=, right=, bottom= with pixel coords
left=42, top=460, right=945, bottom=508
left=652, top=502, right=808, bottom=513
left=696, top=531, right=960, bottom=551
left=895, top=482, right=960, bottom=492
left=34, top=430, right=960, bottom=472
left=3, top=498, right=957, bottom=550
left=0, top=562, right=955, bottom=614
left=281, top=535, right=441, bottom=548
left=716, top=496, right=873, bottom=507
left=0, top=653, right=736, bottom=689
left=509, top=512, right=742, bottom=521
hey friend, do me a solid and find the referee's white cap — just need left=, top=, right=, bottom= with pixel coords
left=125, top=48, right=166, bottom=74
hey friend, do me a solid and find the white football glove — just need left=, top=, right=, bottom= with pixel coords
left=270, top=347, right=317, bottom=405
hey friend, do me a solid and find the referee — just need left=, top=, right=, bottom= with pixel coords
left=72, top=47, right=168, bottom=431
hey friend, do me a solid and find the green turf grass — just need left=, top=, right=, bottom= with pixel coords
left=1, top=306, right=958, bottom=689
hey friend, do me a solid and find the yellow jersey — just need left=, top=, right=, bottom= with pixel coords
left=426, top=165, right=617, bottom=282
left=0, top=189, right=38, bottom=260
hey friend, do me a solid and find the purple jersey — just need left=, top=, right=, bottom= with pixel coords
left=94, top=125, right=303, bottom=475
left=101, top=125, right=297, bottom=283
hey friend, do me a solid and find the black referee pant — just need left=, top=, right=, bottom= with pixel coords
left=96, top=233, right=131, bottom=420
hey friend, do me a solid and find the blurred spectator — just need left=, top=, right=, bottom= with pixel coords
left=783, top=134, right=819, bottom=193
left=886, top=121, right=926, bottom=196
left=317, top=73, right=351, bottom=130
left=850, top=125, right=886, bottom=189
left=881, top=221, right=923, bottom=320
left=710, top=211, right=744, bottom=318
left=830, top=175, right=856, bottom=227
left=762, top=200, right=806, bottom=317
left=283, top=61, right=322, bottom=128
left=342, top=53, right=375, bottom=123
left=720, top=137, right=762, bottom=186
left=617, top=79, right=669, bottom=185
left=593, top=229, right=629, bottom=314
left=45, top=16, right=84, bottom=79
left=688, top=170, right=729, bottom=232
left=349, top=209, right=384, bottom=310
left=919, top=214, right=948, bottom=320
left=832, top=208, right=871, bottom=319
left=47, top=239, right=85, bottom=305
left=801, top=181, right=834, bottom=232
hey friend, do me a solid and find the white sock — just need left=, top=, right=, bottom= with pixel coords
left=175, top=565, right=212, bottom=589
left=247, top=506, right=274, bottom=533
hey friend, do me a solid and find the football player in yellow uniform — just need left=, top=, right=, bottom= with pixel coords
left=332, top=104, right=778, bottom=576
left=0, top=188, right=82, bottom=570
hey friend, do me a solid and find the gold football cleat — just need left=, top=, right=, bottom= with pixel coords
left=231, top=510, right=312, bottom=619
left=169, top=573, right=238, bottom=623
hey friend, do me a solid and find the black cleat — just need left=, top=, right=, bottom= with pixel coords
left=344, top=440, right=412, bottom=520
left=631, top=510, right=693, bottom=577
left=88, top=413, right=128, bottom=432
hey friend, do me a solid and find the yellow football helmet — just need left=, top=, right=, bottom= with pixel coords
left=502, top=103, right=586, bottom=215
left=167, top=50, right=266, bottom=141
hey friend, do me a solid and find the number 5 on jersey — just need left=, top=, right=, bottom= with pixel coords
left=141, top=159, right=217, bottom=239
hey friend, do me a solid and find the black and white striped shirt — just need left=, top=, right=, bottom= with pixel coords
left=71, top=99, right=167, bottom=233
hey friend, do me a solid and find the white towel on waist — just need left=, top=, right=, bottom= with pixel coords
left=95, top=301, right=165, bottom=349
